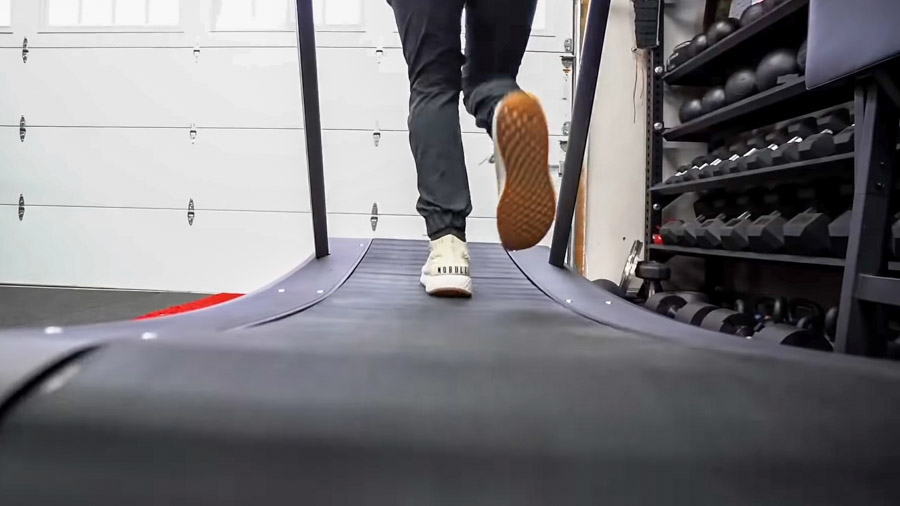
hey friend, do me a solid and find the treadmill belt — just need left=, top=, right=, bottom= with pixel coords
left=0, top=239, right=898, bottom=505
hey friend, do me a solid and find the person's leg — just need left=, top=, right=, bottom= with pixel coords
left=388, top=0, right=470, bottom=242
left=388, top=0, right=473, bottom=297
left=462, top=0, right=538, bottom=134
left=462, top=0, right=556, bottom=251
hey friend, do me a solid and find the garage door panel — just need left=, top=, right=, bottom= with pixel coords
left=0, top=205, right=314, bottom=293
left=0, top=49, right=28, bottom=125
left=0, top=127, right=189, bottom=208
left=195, top=47, right=381, bottom=130
left=188, top=128, right=311, bottom=212
left=201, top=30, right=374, bottom=49
left=25, top=48, right=194, bottom=126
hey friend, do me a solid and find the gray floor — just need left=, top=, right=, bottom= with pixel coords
left=0, top=286, right=207, bottom=328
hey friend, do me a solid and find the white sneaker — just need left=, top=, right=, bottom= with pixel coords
left=420, top=235, right=473, bottom=297
left=492, top=91, right=556, bottom=251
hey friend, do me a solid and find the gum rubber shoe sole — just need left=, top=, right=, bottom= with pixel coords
left=494, top=92, right=556, bottom=251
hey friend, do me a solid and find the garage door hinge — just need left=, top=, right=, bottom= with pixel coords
left=193, top=41, right=201, bottom=63
left=187, top=199, right=195, bottom=226
left=370, top=203, right=379, bottom=231
left=564, top=38, right=574, bottom=53
left=18, top=194, right=24, bottom=221
left=372, top=126, right=381, bottom=147
left=190, top=123, right=197, bottom=144
left=22, top=38, right=28, bottom=63
left=19, top=116, right=26, bottom=142
left=562, top=121, right=571, bottom=136
left=557, top=139, right=568, bottom=177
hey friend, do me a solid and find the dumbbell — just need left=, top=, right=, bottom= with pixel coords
left=751, top=299, right=833, bottom=351
left=644, top=291, right=710, bottom=318
left=711, top=138, right=763, bottom=176
left=675, top=302, right=719, bottom=326
left=834, top=125, right=855, bottom=154
left=784, top=207, right=832, bottom=256
left=747, top=211, right=786, bottom=253
left=772, top=112, right=851, bottom=165
left=796, top=111, right=851, bottom=160
left=826, top=184, right=855, bottom=258
left=696, top=213, right=732, bottom=249
left=770, top=117, right=818, bottom=166
left=684, top=155, right=717, bottom=181
left=689, top=150, right=743, bottom=180
left=664, top=165, right=689, bottom=185
left=592, top=278, right=624, bottom=297
left=752, top=321, right=833, bottom=351
left=635, top=261, right=670, bottom=301
left=824, top=306, right=838, bottom=343
left=697, top=148, right=737, bottom=179
left=668, top=155, right=712, bottom=183
left=659, top=219, right=685, bottom=245
left=746, top=296, right=788, bottom=330
left=828, top=209, right=852, bottom=258
left=739, top=128, right=789, bottom=170
left=720, top=211, right=754, bottom=250
left=892, top=212, right=900, bottom=259
left=682, top=215, right=711, bottom=247
left=700, top=308, right=757, bottom=337
left=665, top=158, right=703, bottom=184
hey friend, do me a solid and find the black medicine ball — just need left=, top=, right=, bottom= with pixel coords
left=701, top=87, right=727, bottom=114
left=706, top=19, right=740, bottom=45
left=724, top=68, right=758, bottom=104
left=740, top=3, right=767, bottom=25
left=797, top=40, right=808, bottom=73
left=679, top=99, right=704, bottom=123
left=756, top=48, right=799, bottom=90
left=689, top=33, right=709, bottom=57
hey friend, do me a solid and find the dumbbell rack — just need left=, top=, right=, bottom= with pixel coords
left=645, top=0, right=900, bottom=357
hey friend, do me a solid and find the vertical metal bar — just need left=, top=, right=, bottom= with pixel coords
left=295, top=0, right=329, bottom=258
left=549, top=0, right=611, bottom=267
left=646, top=4, right=664, bottom=250
left=835, top=80, right=898, bottom=356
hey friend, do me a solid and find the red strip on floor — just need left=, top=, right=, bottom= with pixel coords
left=136, top=293, right=244, bottom=320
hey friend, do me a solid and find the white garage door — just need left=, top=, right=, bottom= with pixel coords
left=0, top=0, right=573, bottom=292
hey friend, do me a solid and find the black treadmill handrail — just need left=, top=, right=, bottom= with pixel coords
left=295, top=0, right=329, bottom=259
left=549, top=0, right=611, bottom=267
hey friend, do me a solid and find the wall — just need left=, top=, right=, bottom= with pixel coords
left=584, top=0, right=706, bottom=281
left=583, top=0, right=648, bottom=281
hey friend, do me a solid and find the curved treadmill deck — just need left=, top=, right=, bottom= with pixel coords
left=0, top=239, right=898, bottom=505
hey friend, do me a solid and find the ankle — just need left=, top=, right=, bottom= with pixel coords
left=430, top=228, right=466, bottom=243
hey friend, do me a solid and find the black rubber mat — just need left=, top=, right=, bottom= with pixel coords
left=0, top=286, right=207, bottom=328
